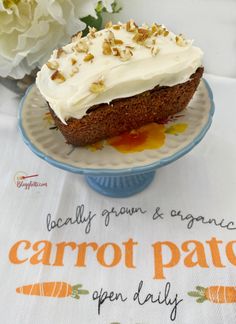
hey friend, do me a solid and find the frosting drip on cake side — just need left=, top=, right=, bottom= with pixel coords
left=36, top=21, right=203, bottom=124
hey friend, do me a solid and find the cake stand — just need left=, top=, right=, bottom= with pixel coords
left=18, top=79, right=215, bottom=197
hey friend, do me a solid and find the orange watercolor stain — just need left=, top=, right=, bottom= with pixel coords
left=165, top=123, right=188, bottom=135
left=107, top=123, right=166, bottom=153
left=87, top=122, right=188, bottom=153
left=87, top=141, right=105, bottom=152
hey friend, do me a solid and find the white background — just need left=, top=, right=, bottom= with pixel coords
left=107, top=0, right=236, bottom=78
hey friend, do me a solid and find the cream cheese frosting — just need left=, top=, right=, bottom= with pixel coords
left=36, top=21, right=203, bottom=124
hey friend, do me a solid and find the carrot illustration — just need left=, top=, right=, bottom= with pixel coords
left=188, top=285, right=236, bottom=303
left=16, top=282, right=89, bottom=300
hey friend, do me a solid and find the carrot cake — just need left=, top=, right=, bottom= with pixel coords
left=36, top=20, right=204, bottom=146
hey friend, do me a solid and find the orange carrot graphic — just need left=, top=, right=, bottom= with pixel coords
left=16, top=282, right=89, bottom=300
left=188, top=285, right=236, bottom=303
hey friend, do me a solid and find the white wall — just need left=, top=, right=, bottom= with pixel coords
left=106, top=0, right=236, bottom=77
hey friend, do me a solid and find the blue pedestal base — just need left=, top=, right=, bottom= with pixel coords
left=86, top=171, right=156, bottom=198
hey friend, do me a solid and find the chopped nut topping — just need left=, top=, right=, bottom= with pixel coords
left=138, top=27, right=148, bottom=33
left=83, top=53, right=94, bottom=62
left=120, top=48, right=133, bottom=61
left=126, top=19, right=137, bottom=32
left=163, top=30, right=169, bottom=37
left=112, top=24, right=121, bottom=30
left=46, top=61, right=59, bottom=70
left=157, top=26, right=165, bottom=36
left=103, top=30, right=116, bottom=47
left=114, top=39, right=124, bottom=45
left=133, top=29, right=149, bottom=45
left=126, top=45, right=135, bottom=50
left=71, top=31, right=82, bottom=42
left=70, top=66, right=79, bottom=77
left=151, top=46, right=160, bottom=56
left=88, top=26, right=97, bottom=38
left=107, top=30, right=115, bottom=42
left=105, top=21, right=113, bottom=29
left=71, top=58, right=77, bottom=65
left=74, top=39, right=89, bottom=53
left=151, top=23, right=159, bottom=34
left=89, top=26, right=97, bottom=32
left=112, top=47, right=120, bottom=57
left=175, top=35, right=187, bottom=47
left=89, top=78, right=105, bottom=94
left=103, top=40, right=112, bottom=55
left=51, top=70, right=65, bottom=83
left=151, top=24, right=167, bottom=37
left=56, top=48, right=66, bottom=58
left=112, top=47, right=133, bottom=61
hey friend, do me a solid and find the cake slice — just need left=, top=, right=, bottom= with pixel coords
left=36, top=21, right=204, bottom=146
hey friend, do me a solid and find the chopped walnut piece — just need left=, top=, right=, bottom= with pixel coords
left=138, top=28, right=151, bottom=37
left=112, top=24, right=121, bottom=30
left=103, top=40, right=112, bottom=55
left=163, top=30, right=169, bottom=37
left=71, top=58, right=77, bottom=65
left=126, top=19, right=137, bottom=32
left=152, top=24, right=167, bottom=37
left=70, top=66, right=79, bottom=77
left=74, top=39, right=89, bottom=53
left=112, top=47, right=133, bottom=61
left=114, top=39, right=124, bottom=45
left=51, top=70, right=65, bottom=83
left=84, top=53, right=94, bottom=62
left=151, top=46, right=160, bottom=56
left=56, top=48, right=66, bottom=58
left=107, top=30, right=115, bottom=42
left=151, top=23, right=159, bottom=34
left=157, top=26, right=165, bottom=36
left=120, top=48, right=133, bottom=61
left=71, top=31, right=82, bottom=42
left=126, top=45, right=135, bottom=50
left=175, top=35, right=187, bottom=47
left=46, top=61, right=59, bottom=70
left=133, top=29, right=149, bottom=45
left=88, top=26, right=97, bottom=38
left=89, top=78, right=105, bottom=94
left=112, top=47, right=120, bottom=57
left=105, top=21, right=113, bottom=29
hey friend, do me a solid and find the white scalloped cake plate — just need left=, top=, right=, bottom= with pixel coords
left=18, top=79, right=214, bottom=176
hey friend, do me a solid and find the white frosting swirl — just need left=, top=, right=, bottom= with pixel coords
left=36, top=23, right=203, bottom=124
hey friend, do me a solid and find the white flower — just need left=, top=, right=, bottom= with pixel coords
left=101, top=0, right=114, bottom=12
left=0, top=0, right=116, bottom=79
